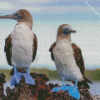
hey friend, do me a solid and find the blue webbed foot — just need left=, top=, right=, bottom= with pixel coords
left=68, top=86, right=80, bottom=99
left=10, top=66, right=22, bottom=86
left=52, top=85, right=70, bottom=92
left=10, top=66, right=35, bottom=86
left=52, top=87, right=61, bottom=92
left=61, top=85, right=69, bottom=91
left=52, top=78, right=69, bottom=92
left=68, top=79, right=80, bottom=99
left=23, top=67, right=35, bottom=85
left=51, top=78, right=80, bottom=99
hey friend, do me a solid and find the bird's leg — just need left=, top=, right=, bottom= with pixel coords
left=74, top=79, right=78, bottom=88
left=23, top=66, right=35, bottom=85
left=14, top=65, right=17, bottom=74
left=62, top=78, right=66, bottom=86
left=26, top=66, right=29, bottom=75
left=10, top=65, right=22, bottom=86
left=61, top=78, right=69, bottom=91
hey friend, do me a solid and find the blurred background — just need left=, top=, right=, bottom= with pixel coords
left=0, top=0, right=100, bottom=95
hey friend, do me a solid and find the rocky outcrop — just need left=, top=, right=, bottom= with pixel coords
left=0, top=73, right=5, bottom=100
left=0, top=73, right=99, bottom=100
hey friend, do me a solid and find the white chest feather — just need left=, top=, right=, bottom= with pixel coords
left=53, top=40, right=83, bottom=81
left=11, top=23, right=34, bottom=68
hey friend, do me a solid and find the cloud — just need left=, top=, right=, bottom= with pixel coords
left=23, top=7, right=42, bottom=12
left=20, top=0, right=59, bottom=3
left=21, top=0, right=48, bottom=2
left=0, top=2, right=14, bottom=10
left=40, top=6, right=91, bottom=13
left=0, top=1, right=99, bottom=14
left=22, top=6, right=94, bottom=14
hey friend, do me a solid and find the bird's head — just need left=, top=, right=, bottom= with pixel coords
left=0, top=9, right=33, bottom=29
left=57, top=24, right=76, bottom=38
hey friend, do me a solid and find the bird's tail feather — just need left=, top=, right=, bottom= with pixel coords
left=84, top=76, right=93, bottom=84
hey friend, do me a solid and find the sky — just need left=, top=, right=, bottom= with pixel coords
left=0, top=0, right=100, bottom=70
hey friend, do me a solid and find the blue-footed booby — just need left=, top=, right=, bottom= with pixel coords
left=0, top=9, right=37, bottom=86
left=49, top=24, right=92, bottom=99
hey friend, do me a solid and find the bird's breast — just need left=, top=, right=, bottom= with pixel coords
left=11, top=23, right=34, bottom=68
left=53, top=40, right=74, bottom=64
left=12, top=23, right=33, bottom=44
left=53, top=40, right=83, bottom=81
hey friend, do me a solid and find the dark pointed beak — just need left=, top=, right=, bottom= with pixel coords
left=0, top=14, right=17, bottom=20
left=66, top=30, right=76, bottom=33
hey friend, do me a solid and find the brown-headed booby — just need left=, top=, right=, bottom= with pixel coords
left=0, top=9, right=37, bottom=86
left=49, top=24, right=92, bottom=98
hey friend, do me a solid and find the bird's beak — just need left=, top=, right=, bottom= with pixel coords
left=0, top=14, right=17, bottom=20
left=66, top=30, right=76, bottom=33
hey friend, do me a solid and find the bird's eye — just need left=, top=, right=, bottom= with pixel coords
left=63, top=28, right=69, bottom=32
left=63, top=28, right=66, bottom=31
left=14, top=13, right=19, bottom=16
left=63, top=28, right=69, bottom=35
left=14, top=13, right=21, bottom=18
left=13, top=13, right=21, bottom=20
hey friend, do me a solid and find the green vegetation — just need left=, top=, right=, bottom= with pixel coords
left=0, top=70, right=11, bottom=81
left=85, top=69, right=100, bottom=81
left=30, top=68, right=60, bottom=79
left=0, top=68, right=100, bottom=81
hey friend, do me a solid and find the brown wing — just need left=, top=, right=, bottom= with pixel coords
left=4, top=34, right=12, bottom=66
left=72, top=43, right=85, bottom=75
left=32, top=33, right=37, bottom=62
left=72, top=43, right=92, bottom=88
left=49, top=42, right=56, bottom=61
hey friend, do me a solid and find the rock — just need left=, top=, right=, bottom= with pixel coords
left=0, top=73, right=100, bottom=100
left=0, top=73, right=5, bottom=99
left=79, top=86, right=93, bottom=100
left=92, top=95, right=100, bottom=100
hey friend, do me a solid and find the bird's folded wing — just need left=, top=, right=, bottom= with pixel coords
left=4, top=34, right=12, bottom=66
left=32, top=33, right=37, bottom=62
left=72, top=43, right=85, bottom=75
left=49, top=42, right=56, bottom=61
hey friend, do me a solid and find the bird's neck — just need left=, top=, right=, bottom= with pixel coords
left=56, top=34, right=71, bottom=43
left=18, top=18, right=33, bottom=30
left=16, top=22, right=33, bottom=30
